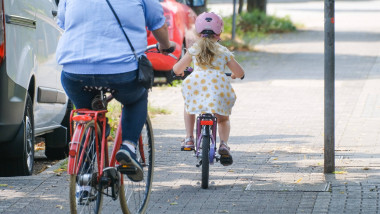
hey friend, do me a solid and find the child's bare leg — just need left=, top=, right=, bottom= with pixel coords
left=184, top=109, right=195, bottom=138
left=181, top=109, right=195, bottom=150
left=215, top=114, right=230, bottom=143
left=215, top=114, right=233, bottom=166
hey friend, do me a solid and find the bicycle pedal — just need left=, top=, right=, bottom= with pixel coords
left=182, top=147, right=194, bottom=151
left=117, top=165, right=137, bottom=174
left=196, top=160, right=202, bottom=167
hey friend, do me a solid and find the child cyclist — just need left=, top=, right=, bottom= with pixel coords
left=173, top=12, right=245, bottom=166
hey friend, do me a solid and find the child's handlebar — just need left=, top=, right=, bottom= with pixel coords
left=171, top=67, right=245, bottom=80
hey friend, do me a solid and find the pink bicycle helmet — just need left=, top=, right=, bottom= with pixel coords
left=195, top=12, right=224, bottom=35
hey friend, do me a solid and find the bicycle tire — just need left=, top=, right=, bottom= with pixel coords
left=69, top=121, right=104, bottom=214
left=201, top=133, right=210, bottom=189
left=119, top=116, right=154, bottom=214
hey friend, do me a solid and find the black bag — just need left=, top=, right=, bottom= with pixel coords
left=106, top=0, right=154, bottom=89
left=138, top=55, right=154, bottom=89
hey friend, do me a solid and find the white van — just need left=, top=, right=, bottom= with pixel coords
left=0, top=0, right=70, bottom=176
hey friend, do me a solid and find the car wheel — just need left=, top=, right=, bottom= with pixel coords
left=44, top=100, right=72, bottom=160
left=23, top=94, right=35, bottom=175
left=0, top=94, right=35, bottom=176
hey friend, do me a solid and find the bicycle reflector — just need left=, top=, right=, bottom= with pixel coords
left=69, top=149, right=76, bottom=157
left=72, top=115, right=92, bottom=123
left=200, top=120, right=213, bottom=125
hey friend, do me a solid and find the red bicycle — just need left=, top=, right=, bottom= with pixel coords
left=67, top=45, right=166, bottom=214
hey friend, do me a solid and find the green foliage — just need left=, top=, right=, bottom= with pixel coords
left=219, top=39, right=251, bottom=51
left=222, top=10, right=296, bottom=50
left=148, top=104, right=171, bottom=115
left=107, top=100, right=122, bottom=138
left=238, top=10, right=295, bottom=34
left=53, top=159, right=68, bottom=174
left=169, top=80, right=183, bottom=87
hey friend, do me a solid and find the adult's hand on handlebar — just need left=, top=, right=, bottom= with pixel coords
left=157, top=41, right=176, bottom=55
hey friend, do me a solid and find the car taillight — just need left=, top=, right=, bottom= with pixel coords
left=0, top=0, right=5, bottom=65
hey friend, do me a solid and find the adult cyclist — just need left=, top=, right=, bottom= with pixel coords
left=56, top=0, right=175, bottom=183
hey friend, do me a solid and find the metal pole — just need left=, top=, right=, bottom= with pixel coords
left=232, top=0, right=237, bottom=41
left=324, top=0, right=335, bottom=173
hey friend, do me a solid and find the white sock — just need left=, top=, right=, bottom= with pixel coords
left=122, top=142, right=136, bottom=154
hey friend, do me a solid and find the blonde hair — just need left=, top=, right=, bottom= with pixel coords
left=195, top=35, right=220, bottom=69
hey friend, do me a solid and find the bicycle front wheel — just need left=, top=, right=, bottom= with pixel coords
left=69, top=121, right=103, bottom=214
left=201, top=134, right=210, bottom=189
left=119, top=116, right=154, bottom=214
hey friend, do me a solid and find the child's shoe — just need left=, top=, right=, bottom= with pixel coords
left=180, top=136, right=195, bottom=151
left=218, top=141, right=233, bottom=166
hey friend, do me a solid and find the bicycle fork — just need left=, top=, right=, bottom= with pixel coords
left=195, top=114, right=218, bottom=167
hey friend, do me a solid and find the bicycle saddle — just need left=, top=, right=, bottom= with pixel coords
left=82, top=86, right=116, bottom=110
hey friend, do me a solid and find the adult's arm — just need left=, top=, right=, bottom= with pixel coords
left=152, top=23, right=176, bottom=54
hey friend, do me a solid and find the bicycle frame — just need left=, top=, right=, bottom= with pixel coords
left=195, top=114, right=218, bottom=164
left=67, top=107, right=148, bottom=181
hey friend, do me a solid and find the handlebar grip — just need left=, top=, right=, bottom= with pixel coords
left=171, top=67, right=193, bottom=80
left=226, top=73, right=244, bottom=80
left=162, top=46, right=175, bottom=53
left=171, top=70, right=180, bottom=80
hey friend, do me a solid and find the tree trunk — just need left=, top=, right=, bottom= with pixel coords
left=247, top=0, right=267, bottom=14
left=191, top=0, right=208, bottom=15
left=238, top=0, right=244, bottom=14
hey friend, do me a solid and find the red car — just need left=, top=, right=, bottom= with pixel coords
left=147, top=0, right=198, bottom=83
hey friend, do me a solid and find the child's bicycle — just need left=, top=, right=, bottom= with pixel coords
left=67, top=45, right=175, bottom=214
left=172, top=68, right=244, bottom=189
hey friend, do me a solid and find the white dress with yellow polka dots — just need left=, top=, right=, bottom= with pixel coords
left=182, top=43, right=237, bottom=116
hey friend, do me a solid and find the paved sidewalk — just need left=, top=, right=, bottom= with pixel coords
left=147, top=0, right=380, bottom=213
left=1, top=0, right=380, bottom=213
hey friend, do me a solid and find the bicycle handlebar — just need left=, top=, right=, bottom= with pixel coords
left=171, top=67, right=245, bottom=80
left=146, top=44, right=177, bottom=60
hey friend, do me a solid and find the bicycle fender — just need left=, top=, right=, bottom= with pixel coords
left=67, top=124, right=84, bottom=175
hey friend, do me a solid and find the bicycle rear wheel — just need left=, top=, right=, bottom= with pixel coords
left=201, top=133, right=210, bottom=189
left=69, top=121, right=103, bottom=214
left=119, top=116, right=154, bottom=214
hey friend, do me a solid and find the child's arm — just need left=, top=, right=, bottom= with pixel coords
left=227, top=58, right=245, bottom=79
left=173, top=52, right=192, bottom=76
